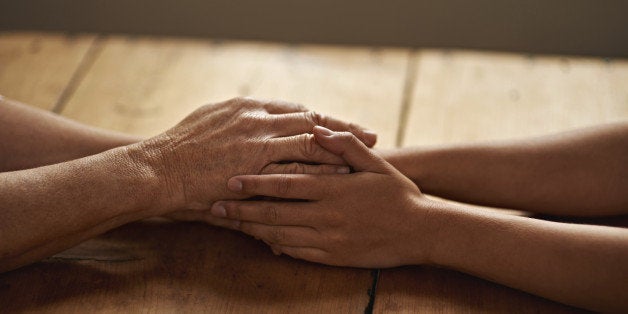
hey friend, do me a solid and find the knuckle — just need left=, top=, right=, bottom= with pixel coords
left=231, top=96, right=252, bottom=105
left=294, top=163, right=305, bottom=174
left=349, top=123, right=366, bottom=138
left=299, top=134, right=318, bottom=158
left=321, top=164, right=336, bottom=174
left=226, top=204, right=241, bottom=220
left=262, top=163, right=278, bottom=174
left=268, top=114, right=281, bottom=129
left=276, top=174, right=292, bottom=196
left=339, top=131, right=358, bottom=144
left=270, top=228, right=286, bottom=243
left=306, top=111, right=326, bottom=126
left=233, top=96, right=261, bottom=111
left=316, top=112, right=328, bottom=126
left=286, top=163, right=299, bottom=174
left=257, top=140, right=276, bottom=165
left=303, top=111, right=316, bottom=126
left=265, top=207, right=280, bottom=224
left=329, top=233, right=345, bottom=245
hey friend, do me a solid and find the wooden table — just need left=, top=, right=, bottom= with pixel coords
left=1, top=32, right=627, bottom=313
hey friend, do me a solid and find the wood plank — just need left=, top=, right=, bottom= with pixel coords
left=401, top=50, right=628, bottom=145
left=60, top=36, right=408, bottom=148
left=1, top=219, right=373, bottom=313
left=0, top=32, right=95, bottom=110
left=376, top=50, right=628, bottom=313
left=375, top=266, right=587, bottom=313
left=0, top=35, right=408, bottom=312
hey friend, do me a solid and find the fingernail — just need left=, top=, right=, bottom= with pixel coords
left=337, top=166, right=350, bottom=174
left=211, top=203, right=227, bottom=217
left=314, top=125, right=334, bottom=137
left=363, top=130, right=377, bottom=146
left=227, top=178, right=243, bottom=192
left=364, top=130, right=377, bottom=138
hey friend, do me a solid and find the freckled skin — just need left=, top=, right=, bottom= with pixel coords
left=0, top=96, right=376, bottom=273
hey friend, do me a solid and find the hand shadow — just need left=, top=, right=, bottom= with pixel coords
left=0, top=219, right=372, bottom=312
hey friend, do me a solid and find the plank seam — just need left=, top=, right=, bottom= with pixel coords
left=52, top=34, right=104, bottom=114
left=364, top=269, right=380, bottom=314
left=395, top=50, right=419, bottom=148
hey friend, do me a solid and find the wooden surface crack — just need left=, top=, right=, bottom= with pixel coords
left=395, top=50, right=418, bottom=148
left=52, top=34, right=104, bottom=114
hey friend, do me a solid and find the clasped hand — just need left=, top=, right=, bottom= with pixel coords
left=203, top=126, right=436, bottom=268
left=134, top=97, right=376, bottom=214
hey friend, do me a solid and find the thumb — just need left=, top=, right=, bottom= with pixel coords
left=313, top=125, right=391, bottom=173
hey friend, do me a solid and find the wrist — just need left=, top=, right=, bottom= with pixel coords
left=112, top=142, right=171, bottom=215
left=399, top=195, right=445, bottom=266
left=380, top=148, right=431, bottom=187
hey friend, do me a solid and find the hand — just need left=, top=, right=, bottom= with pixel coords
left=208, top=126, right=438, bottom=268
left=132, top=97, right=377, bottom=214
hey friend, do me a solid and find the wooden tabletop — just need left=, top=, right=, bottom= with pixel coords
left=1, top=32, right=627, bottom=313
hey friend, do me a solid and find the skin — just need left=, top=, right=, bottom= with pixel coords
left=0, top=96, right=377, bottom=273
left=211, top=125, right=628, bottom=312
left=381, top=122, right=628, bottom=216
left=0, top=96, right=141, bottom=172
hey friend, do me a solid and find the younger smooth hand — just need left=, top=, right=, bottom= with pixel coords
left=209, top=126, right=440, bottom=268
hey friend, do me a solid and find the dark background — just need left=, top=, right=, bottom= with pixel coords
left=1, top=0, right=627, bottom=57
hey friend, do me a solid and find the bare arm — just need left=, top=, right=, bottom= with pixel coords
left=0, top=95, right=141, bottom=172
left=0, top=97, right=377, bottom=272
left=382, top=122, right=628, bottom=216
left=0, top=145, right=159, bottom=273
left=428, top=201, right=628, bottom=313
left=211, top=127, right=628, bottom=312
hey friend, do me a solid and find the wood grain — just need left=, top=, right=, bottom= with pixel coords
left=0, top=219, right=373, bottom=313
left=3, top=33, right=626, bottom=313
left=401, top=50, right=628, bottom=146
left=0, top=34, right=410, bottom=312
left=60, top=36, right=408, bottom=148
left=0, top=32, right=95, bottom=110
left=374, top=266, right=587, bottom=313
left=376, top=50, right=628, bottom=313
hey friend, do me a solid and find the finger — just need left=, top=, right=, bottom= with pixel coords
left=227, top=174, right=329, bottom=199
left=268, top=133, right=345, bottom=165
left=200, top=214, right=243, bottom=230
left=261, top=99, right=308, bottom=114
left=272, top=111, right=377, bottom=147
left=261, top=162, right=350, bottom=175
left=269, top=244, right=329, bottom=264
left=313, top=126, right=392, bottom=173
left=211, top=201, right=322, bottom=226
left=238, top=222, right=321, bottom=247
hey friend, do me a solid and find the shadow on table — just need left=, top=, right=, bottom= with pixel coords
left=0, top=219, right=371, bottom=312
left=373, top=213, right=628, bottom=313
left=376, top=265, right=591, bottom=313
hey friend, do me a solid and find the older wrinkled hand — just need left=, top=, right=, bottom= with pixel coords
left=135, top=97, right=377, bottom=214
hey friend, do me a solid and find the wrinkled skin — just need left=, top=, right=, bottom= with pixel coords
left=136, top=97, right=377, bottom=214
left=203, top=126, right=434, bottom=268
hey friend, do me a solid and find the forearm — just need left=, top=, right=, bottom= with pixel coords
left=0, top=96, right=141, bottom=172
left=384, top=122, right=628, bottom=215
left=418, top=200, right=628, bottom=312
left=0, top=145, right=160, bottom=272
